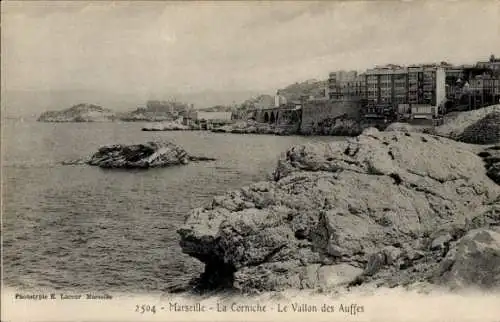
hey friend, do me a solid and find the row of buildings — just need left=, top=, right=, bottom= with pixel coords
left=323, top=55, right=500, bottom=122
left=176, top=54, right=500, bottom=130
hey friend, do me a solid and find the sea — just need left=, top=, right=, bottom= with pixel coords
left=2, top=119, right=340, bottom=294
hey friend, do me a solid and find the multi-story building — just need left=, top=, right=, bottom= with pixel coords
left=328, top=70, right=363, bottom=100
left=483, top=74, right=500, bottom=99
left=365, top=66, right=404, bottom=108
left=364, top=65, right=446, bottom=119
left=469, top=74, right=500, bottom=106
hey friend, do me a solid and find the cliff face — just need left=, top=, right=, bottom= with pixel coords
left=37, top=104, right=116, bottom=122
left=178, top=129, right=500, bottom=293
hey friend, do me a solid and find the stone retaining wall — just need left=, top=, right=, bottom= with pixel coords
left=300, top=100, right=362, bottom=134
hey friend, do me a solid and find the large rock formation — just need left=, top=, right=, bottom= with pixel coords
left=63, top=141, right=215, bottom=169
left=37, top=104, right=116, bottom=122
left=178, top=129, right=500, bottom=293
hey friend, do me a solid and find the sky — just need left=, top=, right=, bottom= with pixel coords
left=1, top=0, right=500, bottom=114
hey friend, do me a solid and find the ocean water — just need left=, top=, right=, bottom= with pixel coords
left=2, top=120, right=339, bottom=293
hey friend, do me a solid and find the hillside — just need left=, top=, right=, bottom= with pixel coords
left=436, top=104, right=500, bottom=143
left=277, top=79, right=327, bottom=102
left=239, top=95, right=275, bottom=110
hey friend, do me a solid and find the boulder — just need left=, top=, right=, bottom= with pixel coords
left=436, top=228, right=500, bottom=290
left=178, top=130, right=500, bottom=293
left=63, top=141, right=215, bottom=169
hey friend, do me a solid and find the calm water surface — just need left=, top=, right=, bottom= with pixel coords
left=2, top=120, right=341, bottom=293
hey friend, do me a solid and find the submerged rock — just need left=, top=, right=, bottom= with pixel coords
left=178, top=129, right=500, bottom=293
left=63, top=141, right=215, bottom=169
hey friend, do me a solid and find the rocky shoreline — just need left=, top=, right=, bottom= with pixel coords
left=177, top=128, right=500, bottom=294
left=211, top=120, right=299, bottom=136
left=141, top=122, right=192, bottom=131
left=62, top=141, right=216, bottom=169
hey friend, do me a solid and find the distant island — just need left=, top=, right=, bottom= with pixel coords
left=37, top=100, right=194, bottom=123
left=37, top=104, right=116, bottom=122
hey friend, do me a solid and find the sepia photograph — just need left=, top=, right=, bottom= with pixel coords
left=1, top=1, right=500, bottom=321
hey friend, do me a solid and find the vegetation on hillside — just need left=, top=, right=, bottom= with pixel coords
left=277, top=79, right=327, bottom=102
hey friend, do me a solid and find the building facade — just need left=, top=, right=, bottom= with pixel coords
left=328, top=71, right=364, bottom=100
left=364, top=65, right=446, bottom=119
left=476, top=55, right=500, bottom=73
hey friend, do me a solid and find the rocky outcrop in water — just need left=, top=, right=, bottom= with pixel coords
left=38, top=104, right=116, bottom=122
left=63, top=141, right=215, bottom=169
left=212, top=120, right=299, bottom=136
left=178, top=128, right=500, bottom=293
left=141, top=122, right=191, bottom=131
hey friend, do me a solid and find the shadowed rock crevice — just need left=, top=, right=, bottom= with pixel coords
left=189, top=259, right=237, bottom=293
left=478, top=146, right=500, bottom=185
